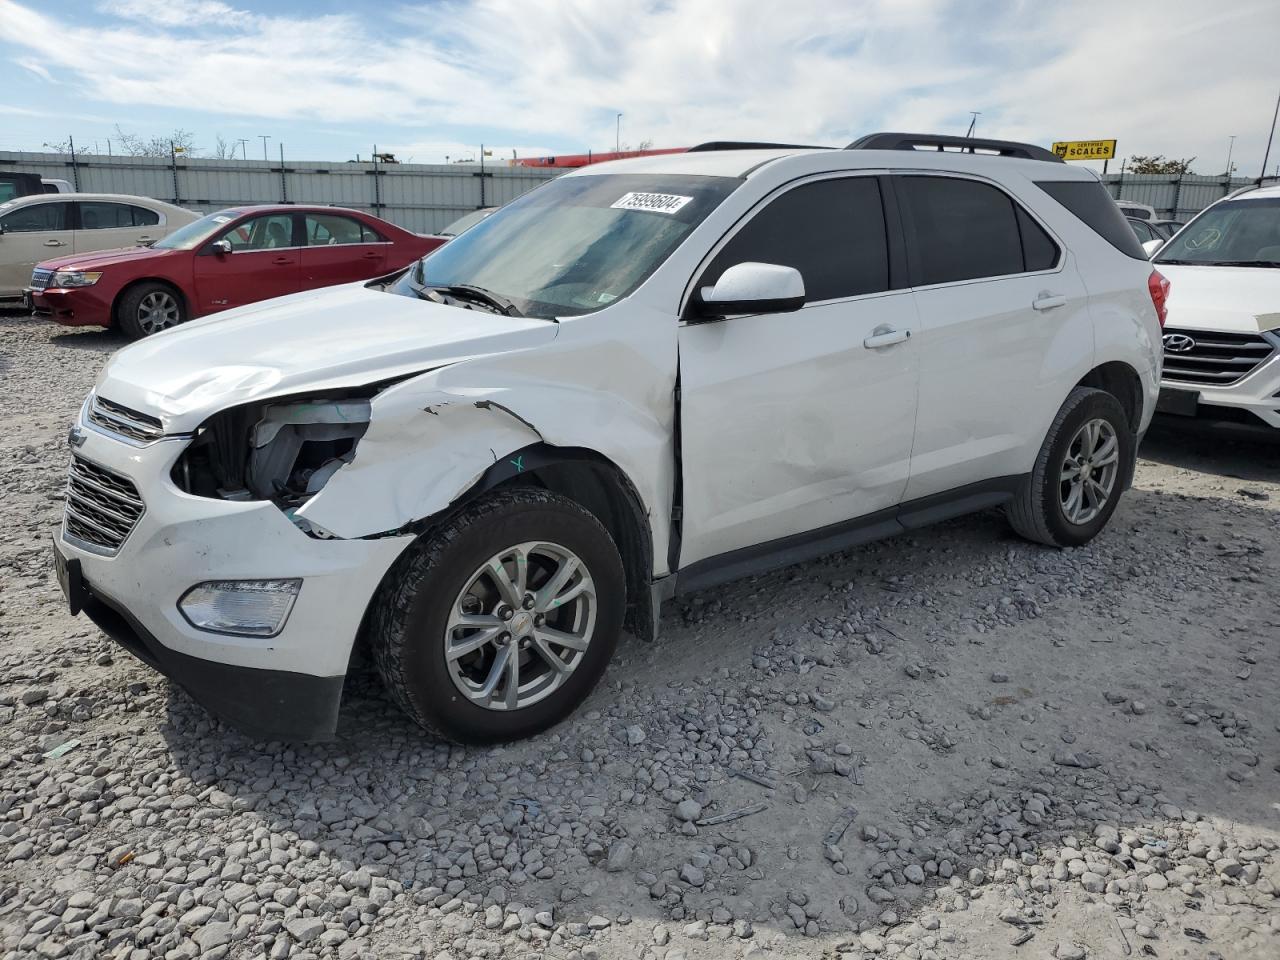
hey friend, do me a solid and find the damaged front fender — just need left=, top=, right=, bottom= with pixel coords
left=294, top=365, right=673, bottom=573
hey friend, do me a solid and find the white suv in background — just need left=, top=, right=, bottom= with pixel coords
left=1152, top=184, right=1280, bottom=433
left=53, top=133, right=1164, bottom=744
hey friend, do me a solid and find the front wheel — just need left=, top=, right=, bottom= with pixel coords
left=1006, top=387, right=1135, bottom=547
left=116, top=282, right=186, bottom=339
left=368, top=487, right=625, bottom=743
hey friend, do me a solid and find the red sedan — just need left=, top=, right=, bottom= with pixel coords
left=29, top=205, right=445, bottom=338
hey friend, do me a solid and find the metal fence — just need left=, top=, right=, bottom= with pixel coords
left=1101, top=173, right=1259, bottom=222
left=0, top=151, right=561, bottom=234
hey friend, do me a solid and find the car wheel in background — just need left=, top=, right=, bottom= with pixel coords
left=368, top=486, right=625, bottom=744
left=1007, top=386, right=1135, bottom=547
left=117, top=282, right=186, bottom=339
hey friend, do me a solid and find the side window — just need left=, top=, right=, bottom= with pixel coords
left=1129, top=220, right=1153, bottom=243
left=0, top=202, right=68, bottom=233
left=1016, top=207, right=1060, bottom=271
left=360, top=222, right=385, bottom=242
left=222, top=214, right=296, bottom=251
left=130, top=205, right=161, bottom=227
left=704, top=177, right=889, bottom=302
left=898, top=176, right=1025, bottom=285
left=304, top=213, right=367, bottom=246
left=78, top=202, right=135, bottom=230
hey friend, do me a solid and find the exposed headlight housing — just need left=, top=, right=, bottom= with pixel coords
left=178, top=579, right=301, bottom=637
left=51, top=270, right=103, bottom=288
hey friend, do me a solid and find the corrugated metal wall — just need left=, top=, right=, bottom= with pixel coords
left=1101, top=173, right=1256, bottom=222
left=0, top=151, right=561, bottom=234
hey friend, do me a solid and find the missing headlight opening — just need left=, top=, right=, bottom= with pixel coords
left=172, top=392, right=375, bottom=511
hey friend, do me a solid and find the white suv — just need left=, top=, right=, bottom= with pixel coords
left=53, top=133, right=1165, bottom=743
left=1151, top=184, right=1280, bottom=433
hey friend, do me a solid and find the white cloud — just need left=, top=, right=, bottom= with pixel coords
left=0, top=0, right=1277, bottom=173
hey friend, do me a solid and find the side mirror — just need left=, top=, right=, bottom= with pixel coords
left=211, top=239, right=232, bottom=256
left=1141, top=239, right=1162, bottom=258
left=695, top=262, right=805, bottom=318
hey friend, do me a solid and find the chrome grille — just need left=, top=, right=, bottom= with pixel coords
left=87, top=395, right=164, bottom=444
left=29, top=267, right=53, bottom=290
left=1162, top=329, right=1276, bottom=386
left=64, top=455, right=145, bottom=554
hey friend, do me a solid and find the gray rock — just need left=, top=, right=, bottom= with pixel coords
left=285, top=917, right=326, bottom=944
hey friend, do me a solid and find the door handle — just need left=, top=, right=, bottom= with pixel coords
left=272, top=256, right=293, bottom=265
left=43, top=240, right=64, bottom=247
left=863, top=326, right=911, bottom=349
left=1032, top=292, right=1067, bottom=311
left=361, top=251, right=381, bottom=259
left=136, top=236, right=153, bottom=242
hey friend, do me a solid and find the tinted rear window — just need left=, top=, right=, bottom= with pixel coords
left=898, top=176, right=1025, bottom=284
left=1036, top=180, right=1148, bottom=259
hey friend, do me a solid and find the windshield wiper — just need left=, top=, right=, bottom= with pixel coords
left=1203, top=260, right=1280, bottom=268
left=422, top=283, right=524, bottom=317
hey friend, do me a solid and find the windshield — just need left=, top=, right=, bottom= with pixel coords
left=1156, top=197, right=1280, bottom=266
left=439, top=208, right=494, bottom=236
left=152, top=210, right=243, bottom=250
left=391, top=173, right=740, bottom=319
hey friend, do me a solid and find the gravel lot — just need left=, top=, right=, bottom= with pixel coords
left=2, top=312, right=1278, bottom=960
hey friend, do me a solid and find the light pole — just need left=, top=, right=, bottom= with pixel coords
left=965, top=111, right=980, bottom=138
left=616, top=113, right=622, bottom=154
left=259, top=135, right=271, bottom=162
left=1260, top=86, right=1280, bottom=185
left=1225, top=135, right=1236, bottom=177
left=237, top=138, right=249, bottom=160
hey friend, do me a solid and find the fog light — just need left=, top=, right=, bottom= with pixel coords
left=178, top=579, right=301, bottom=637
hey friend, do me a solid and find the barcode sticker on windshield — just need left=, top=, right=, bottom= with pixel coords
left=611, top=192, right=693, bottom=215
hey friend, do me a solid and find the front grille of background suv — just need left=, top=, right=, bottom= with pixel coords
left=1162, top=329, right=1277, bottom=386
left=87, top=395, right=165, bottom=444
left=63, top=455, right=146, bottom=554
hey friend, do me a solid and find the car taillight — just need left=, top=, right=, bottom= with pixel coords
left=1148, top=270, right=1170, bottom=328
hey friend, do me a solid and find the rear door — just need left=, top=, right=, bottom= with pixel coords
left=73, top=201, right=163, bottom=255
left=191, top=212, right=301, bottom=314
left=299, top=212, right=388, bottom=288
left=897, top=174, right=1091, bottom=501
left=0, top=199, right=73, bottom=297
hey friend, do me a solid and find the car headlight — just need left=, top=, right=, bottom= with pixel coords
left=51, top=270, right=103, bottom=288
left=178, top=579, right=301, bottom=637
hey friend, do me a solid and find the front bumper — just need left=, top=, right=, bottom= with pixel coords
left=55, top=418, right=414, bottom=739
left=31, top=286, right=115, bottom=327
left=1159, top=348, right=1280, bottom=433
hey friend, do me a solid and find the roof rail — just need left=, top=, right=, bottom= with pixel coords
left=686, top=141, right=829, bottom=153
left=846, top=132, right=1064, bottom=164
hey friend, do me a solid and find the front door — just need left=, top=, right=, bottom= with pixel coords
left=0, top=199, right=72, bottom=298
left=300, top=212, right=388, bottom=288
left=677, top=175, right=920, bottom=568
left=192, top=212, right=301, bottom=315
left=893, top=174, right=1092, bottom=501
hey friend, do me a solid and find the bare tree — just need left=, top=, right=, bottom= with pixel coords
left=210, top=135, right=239, bottom=159
left=113, top=125, right=201, bottom=157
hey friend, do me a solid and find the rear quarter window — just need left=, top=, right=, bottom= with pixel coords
left=1036, top=180, right=1148, bottom=260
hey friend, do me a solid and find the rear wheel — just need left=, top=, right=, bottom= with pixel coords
left=117, top=282, right=186, bottom=339
left=1007, top=387, right=1134, bottom=547
left=369, top=487, right=625, bottom=743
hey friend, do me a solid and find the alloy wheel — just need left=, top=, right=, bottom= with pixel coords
left=137, top=290, right=180, bottom=334
left=1059, top=417, right=1119, bottom=525
left=443, top=541, right=596, bottom=711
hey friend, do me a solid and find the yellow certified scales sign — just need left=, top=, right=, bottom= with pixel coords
left=1052, top=139, right=1117, bottom=161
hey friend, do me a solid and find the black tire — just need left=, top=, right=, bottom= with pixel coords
left=116, top=281, right=186, bottom=340
left=1006, top=387, right=1135, bottom=547
left=368, top=487, right=625, bottom=744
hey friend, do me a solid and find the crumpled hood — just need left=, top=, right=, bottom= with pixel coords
left=1159, top=263, right=1280, bottom=333
left=95, top=283, right=558, bottom=432
left=39, top=245, right=178, bottom=271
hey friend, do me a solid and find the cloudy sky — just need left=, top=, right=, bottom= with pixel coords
left=0, top=0, right=1277, bottom=173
